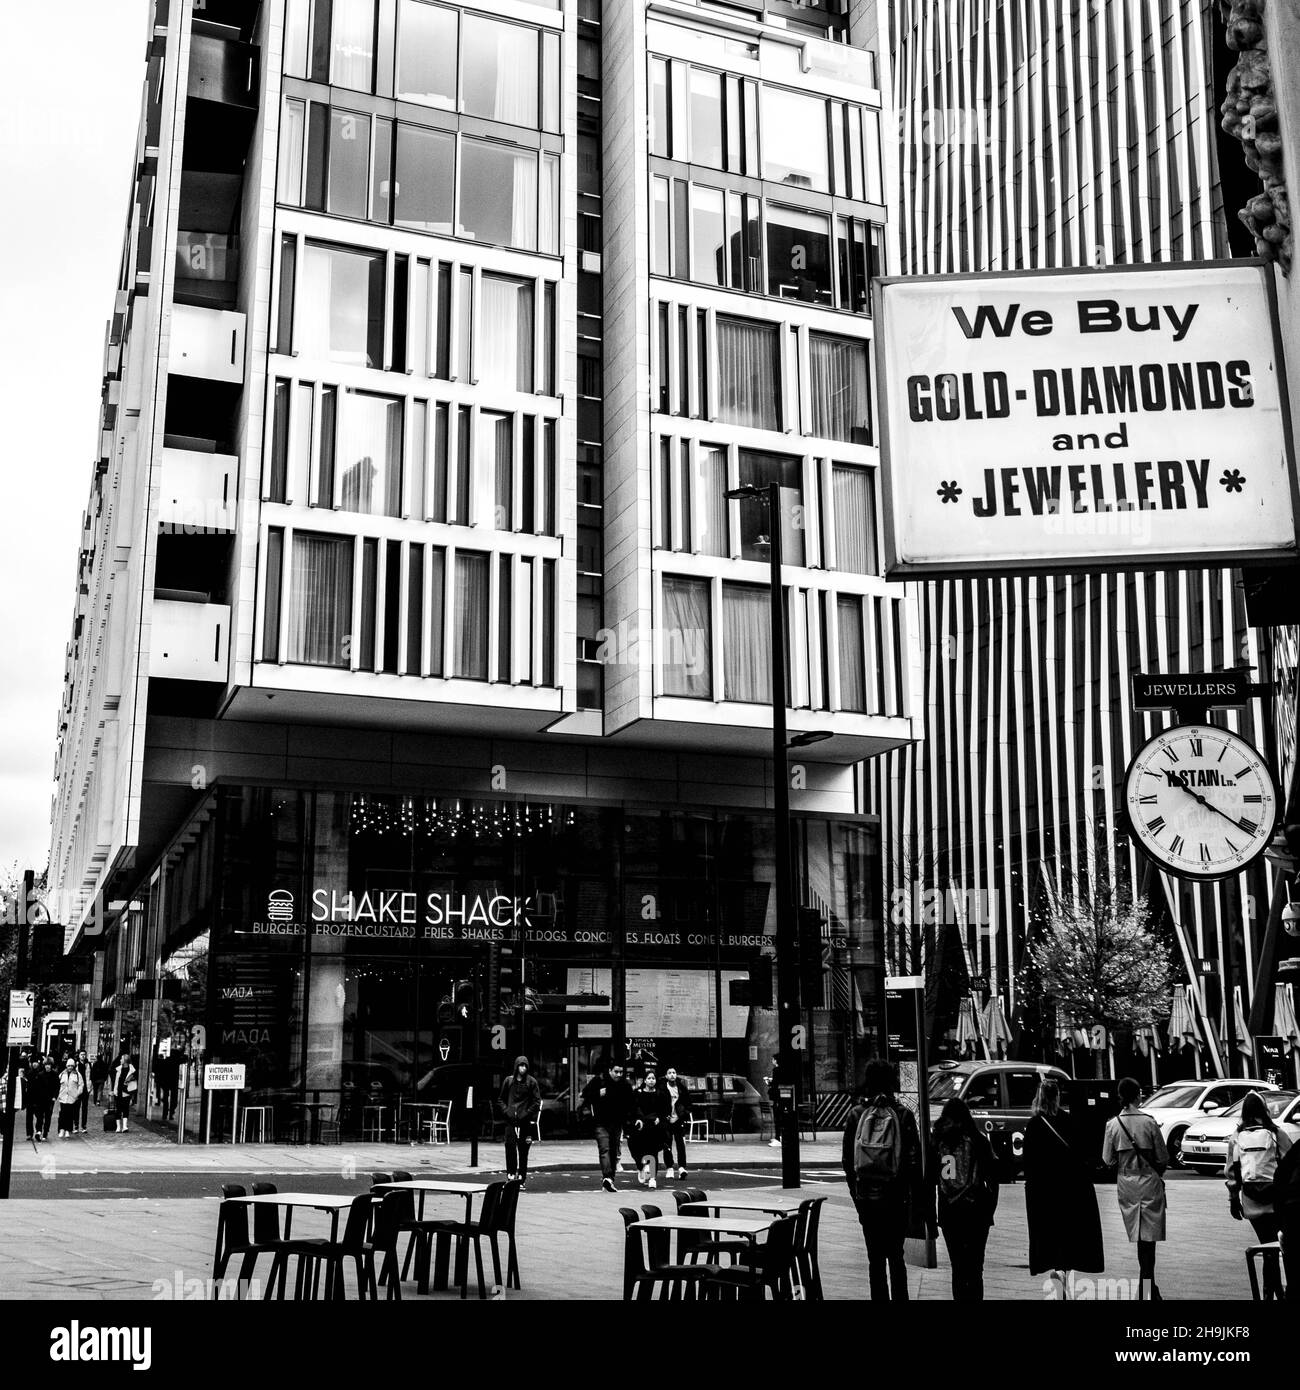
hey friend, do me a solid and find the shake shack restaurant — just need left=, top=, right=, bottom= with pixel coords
left=150, top=784, right=885, bottom=1140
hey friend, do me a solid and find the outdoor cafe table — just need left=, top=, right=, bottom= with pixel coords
left=226, top=1193, right=358, bottom=1297
left=398, top=1101, right=440, bottom=1143
left=681, top=1197, right=803, bottom=1218
left=630, top=1213, right=774, bottom=1291
left=289, top=1099, right=333, bottom=1145
left=372, top=1180, right=491, bottom=1297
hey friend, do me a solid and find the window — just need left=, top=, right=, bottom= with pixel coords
left=268, top=380, right=290, bottom=501
left=837, top=595, right=865, bottom=711
left=651, top=177, right=671, bottom=277
left=287, top=533, right=353, bottom=667
left=338, top=390, right=403, bottom=516
left=285, top=0, right=310, bottom=78
left=1005, top=1072, right=1042, bottom=1109
left=477, top=412, right=513, bottom=529
left=318, top=386, right=338, bottom=506
left=767, top=206, right=833, bottom=306
left=689, top=67, right=724, bottom=168
left=462, top=14, right=539, bottom=127
left=661, top=577, right=712, bottom=698
left=458, top=139, right=537, bottom=250
left=726, top=191, right=761, bottom=292
left=836, top=216, right=871, bottom=314
left=809, top=334, right=870, bottom=443
left=407, top=545, right=425, bottom=673
left=262, top=529, right=284, bottom=659
left=276, top=234, right=296, bottom=351
left=328, top=109, right=371, bottom=219
left=289, top=382, right=314, bottom=501
left=428, top=548, right=446, bottom=675
left=395, top=125, right=454, bottom=232
left=478, top=276, right=535, bottom=393
left=409, top=398, right=427, bottom=516
left=737, top=449, right=804, bottom=565
left=454, top=552, right=490, bottom=679
left=717, top=316, right=780, bottom=432
left=831, top=465, right=877, bottom=574
left=540, top=153, right=560, bottom=256
left=722, top=583, right=771, bottom=703
left=397, top=0, right=457, bottom=107
left=962, top=1074, right=1001, bottom=1109
left=650, top=57, right=669, bottom=157
left=691, top=186, right=726, bottom=287
left=696, top=445, right=728, bottom=558
left=372, top=117, right=394, bottom=223
left=762, top=87, right=829, bottom=191
left=279, top=99, right=306, bottom=204
left=331, top=0, right=377, bottom=91
left=299, top=242, right=385, bottom=367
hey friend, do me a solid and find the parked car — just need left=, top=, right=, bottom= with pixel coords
left=927, top=1061, right=1072, bottom=1173
left=1179, top=1090, right=1300, bottom=1174
left=1140, top=1077, right=1278, bottom=1167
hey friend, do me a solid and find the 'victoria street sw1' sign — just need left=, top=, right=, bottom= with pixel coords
left=877, top=261, right=1297, bottom=576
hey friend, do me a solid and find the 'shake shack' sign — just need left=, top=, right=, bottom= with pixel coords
left=877, top=262, right=1297, bottom=576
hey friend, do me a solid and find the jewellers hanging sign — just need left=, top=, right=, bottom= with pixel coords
left=877, top=261, right=1297, bottom=576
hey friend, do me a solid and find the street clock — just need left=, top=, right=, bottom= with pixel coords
left=1124, top=724, right=1278, bottom=880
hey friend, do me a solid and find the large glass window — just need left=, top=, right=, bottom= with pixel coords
left=397, top=0, right=457, bottom=107
left=831, top=464, right=877, bottom=574
left=287, top=533, right=354, bottom=667
left=766, top=206, right=833, bottom=305
left=691, top=186, right=726, bottom=287
left=338, top=390, right=403, bottom=517
left=331, top=0, right=377, bottom=91
left=737, top=449, right=804, bottom=565
left=458, top=140, right=537, bottom=250
left=717, top=316, right=780, bottom=432
left=651, top=177, right=671, bottom=277
left=696, top=445, right=729, bottom=558
left=478, top=275, right=535, bottom=393
left=661, top=576, right=712, bottom=699
left=394, top=125, right=454, bottom=232
left=454, top=552, right=490, bottom=679
left=689, top=67, right=724, bottom=168
left=762, top=86, right=829, bottom=191
left=837, top=596, right=866, bottom=710
left=299, top=243, right=386, bottom=367
left=650, top=57, right=669, bottom=158
left=462, top=14, right=539, bottom=127
left=329, top=109, right=371, bottom=219
left=722, top=583, right=771, bottom=703
left=476, top=412, right=513, bottom=529
left=278, top=99, right=306, bottom=204
left=809, top=334, right=870, bottom=443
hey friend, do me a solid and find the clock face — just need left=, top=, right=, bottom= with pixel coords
left=1124, top=724, right=1278, bottom=880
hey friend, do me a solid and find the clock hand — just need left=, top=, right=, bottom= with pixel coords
left=1173, top=783, right=1246, bottom=832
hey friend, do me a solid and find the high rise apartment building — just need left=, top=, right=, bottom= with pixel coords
left=51, top=0, right=915, bottom=1128
left=873, top=0, right=1280, bottom=1075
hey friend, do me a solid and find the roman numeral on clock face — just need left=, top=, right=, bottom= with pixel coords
left=1170, top=835, right=1184, bottom=856
left=1242, top=794, right=1262, bottom=804
left=1163, top=748, right=1179, bottom=763
left=1237, top=818, right=1259, bottom=835
left=1189, top=737, right=1203, bottom=757
left=1146, top=817, right=1165, bottom=835
left=1235, top=767, right=1252, bottom=780
left=1199, top=844, right=1211, bottom=864
left=1138, top=795, right=1157, bottom=804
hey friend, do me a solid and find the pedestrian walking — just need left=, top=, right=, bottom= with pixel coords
left=627, top=1068, right=666, bottom=1190
left=90, top=1052, right=109, bottom=1104
left=20, top=1054, right=38, bottom=1141
left=765, top=1058, right=787, bottom=1149
left=1273, top=1127, right=1300, bottom=1300
left=55, top=1057, right=84, bottom=1138
left=581, top=1058, right=633, bottom=1192
left=928, top=1096, right=1000, bottom=1301
left=1225, top=1090, right=1293, bottom=1300
left=842, top=1058, right=923, bottom=1301
left=499, top=1056, right=541, bottom=1189
left=659, top=1066, right=692, bottom=1180
left=74, top=1051, right=91, bottom=1132
left=34, top=1059, right=58, bottom=1141
left=154, top=1051, right=179, bottom=1122
left=1024, top=1077, right=1104, bottom=1299
left=1102, top=1075, right=1169, bottom=1301
left=112, top=1053, right=139, bottom=1133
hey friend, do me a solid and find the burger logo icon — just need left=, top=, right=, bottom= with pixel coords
left=266, top=889, right=296, bottom=923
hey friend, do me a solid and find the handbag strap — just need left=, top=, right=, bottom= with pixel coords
left=1116, top=1113, right=1159, bottom=1172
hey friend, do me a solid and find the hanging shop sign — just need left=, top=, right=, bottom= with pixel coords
left=877, top=261, right=1297, bottom=576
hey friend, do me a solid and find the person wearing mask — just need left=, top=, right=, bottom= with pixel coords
left=1023, top=1077, right=1104, bottom=1299
left=928, top=1096, right=1000, bottom=1301
left=659, top=1067, right=692, bottom=1180
left=90, top=1052, right=109, bottom=1104
left=581, top=1059, right=634, bottom=1193
left=499, top=1056, right=541, bottom=1189
left=74, top=1051, right=91, bottom=1133
left=627, top=1068, right=666, bottom=1190
left=1225, top=1089, right=1293, bottom=1300
left=55, top=1057, right=84, bottom=1138
left=842, top=1059, right=923, bottom=1301
left=1102, top=1076, right=1169, bottom=1301
left=112, top=1053, right=139, bottom=1133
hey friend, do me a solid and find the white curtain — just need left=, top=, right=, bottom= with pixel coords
left=837, top=596, right=866, bottom=711
left=723, top=584, right=771, bottom=703
left=288, top=535, right=353, bottom=667
left=461, top=15, right=537, bottom=126
left=717, top=317, right=780, bottom=430
left=339, top=392, right=403, bottom=517
left=696, top=446, right=728, bottom=557
left=511, top=150, right=538, bottom=251
left=478, top=276, right=533, bottom=392
left=454, top=553, right=489, bottom=679
left=810, top=335, right=869, bottom=443
left=833, top=465, right=876, bottom=574
left=662, top=577, right=712, bottom=698
left=539, top=153, right=560, bottom=256
left=331, top=0, right=376, bottom=90
left=278, top=99, right=305, bottom=204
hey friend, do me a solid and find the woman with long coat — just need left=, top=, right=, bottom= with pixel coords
left=1023, top=1077, right=1104, bottom=1298
left=1102, top=1075, right=1169, bottom=1301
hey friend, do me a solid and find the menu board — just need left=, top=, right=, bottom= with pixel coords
left=567, top=967, right=750, bottom=1038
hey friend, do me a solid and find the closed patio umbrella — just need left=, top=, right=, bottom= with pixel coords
left=1166, top=984, right=1202, bottom=1078
left=981, top=995, right=1012, bottom=1058
left=1134, top=1023, right=1161, bottom=1085
left=955, top=996, right=981, bottom=1057
left=1273, top=984, right=1300, bottom=1085
left=1220, top=985, right=1254, bottom=1061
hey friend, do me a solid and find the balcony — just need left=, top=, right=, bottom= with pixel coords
left=150, top=595, right=230, bottom=682
left=158, top=446, right=237, bottom=534
left=175, top=231, right=239, bottom=309
left=187, top=31, right=257, bottom=110
left=168, top=304, right=245, bottom=384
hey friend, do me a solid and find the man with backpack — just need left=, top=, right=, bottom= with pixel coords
left=842, top=1058, right=923, bottom=1300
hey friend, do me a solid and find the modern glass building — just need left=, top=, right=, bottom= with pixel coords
left=51, top=0, right=916, bottom=1136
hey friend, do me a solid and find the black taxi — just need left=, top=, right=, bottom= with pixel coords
left=927, top=1060, right=1071, bottom=1174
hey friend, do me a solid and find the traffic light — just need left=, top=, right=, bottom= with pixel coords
left=798, top=908, right=826, bottom=1006
left=748, top=957, right=773, bottom=1009
left=454, top=979, right=476, bottom=1024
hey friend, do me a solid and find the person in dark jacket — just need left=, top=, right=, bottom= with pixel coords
left=112, top=1053, right=139, bottom=1133
left=627, top=1068, right=666, bottom=1190
left=928, top=1096, right=1000, bottom=1300
left=1024, top=1077, right=1104, bottom=1298
left=499, top=1056, right=542, bottom=1188
left=33, top=1059, right=58, bottom=1141
left=842, top=1058, right=923, bottom=1301
left=90, top=1052, right=109, bottom=1104
left=659, top=1067, right=692, bottom=1180
left=74, top=1051, right=91, bottom=1133
left=1225, top=1090, right=1292, bottom=1300
left=1273, top=1129, right=1300, bottom=1301
left=581, top=1059, right=634, bottom=1192
left=21, top=1055, right=41, bottom=1141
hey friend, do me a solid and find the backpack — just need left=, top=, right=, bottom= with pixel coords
left=854, top=1101, right=903, bottom=1189
left=937, top=1134, right=975, bottom=1204
left=1238, top=1127, right=1281, bottom=1202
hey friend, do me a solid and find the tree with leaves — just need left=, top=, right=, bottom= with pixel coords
left=1023, top=871, right=1174, bottom=1078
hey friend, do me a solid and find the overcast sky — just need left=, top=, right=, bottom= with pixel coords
left=0, top=2, right=149, bottom=872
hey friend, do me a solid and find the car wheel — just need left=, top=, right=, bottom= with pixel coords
left=1167, top=1126, right=1188, bottom=1168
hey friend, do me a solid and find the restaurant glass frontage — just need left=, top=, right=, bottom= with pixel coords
left=161, top=784, right=885, bottom=1137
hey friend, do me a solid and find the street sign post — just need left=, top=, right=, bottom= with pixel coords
left=885, top=975, right=937, bottom=1270
left=0, top=871, right=35, bottom=1200
left=203, top=1063, right=246, bottom=1145
left=6, top=992, right=35, bottom=1048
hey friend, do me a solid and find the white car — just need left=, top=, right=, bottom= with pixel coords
left=1142, top=1078, right=1278, bottom=1166
left=1179, top=1090, right=1300, bottom=1174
